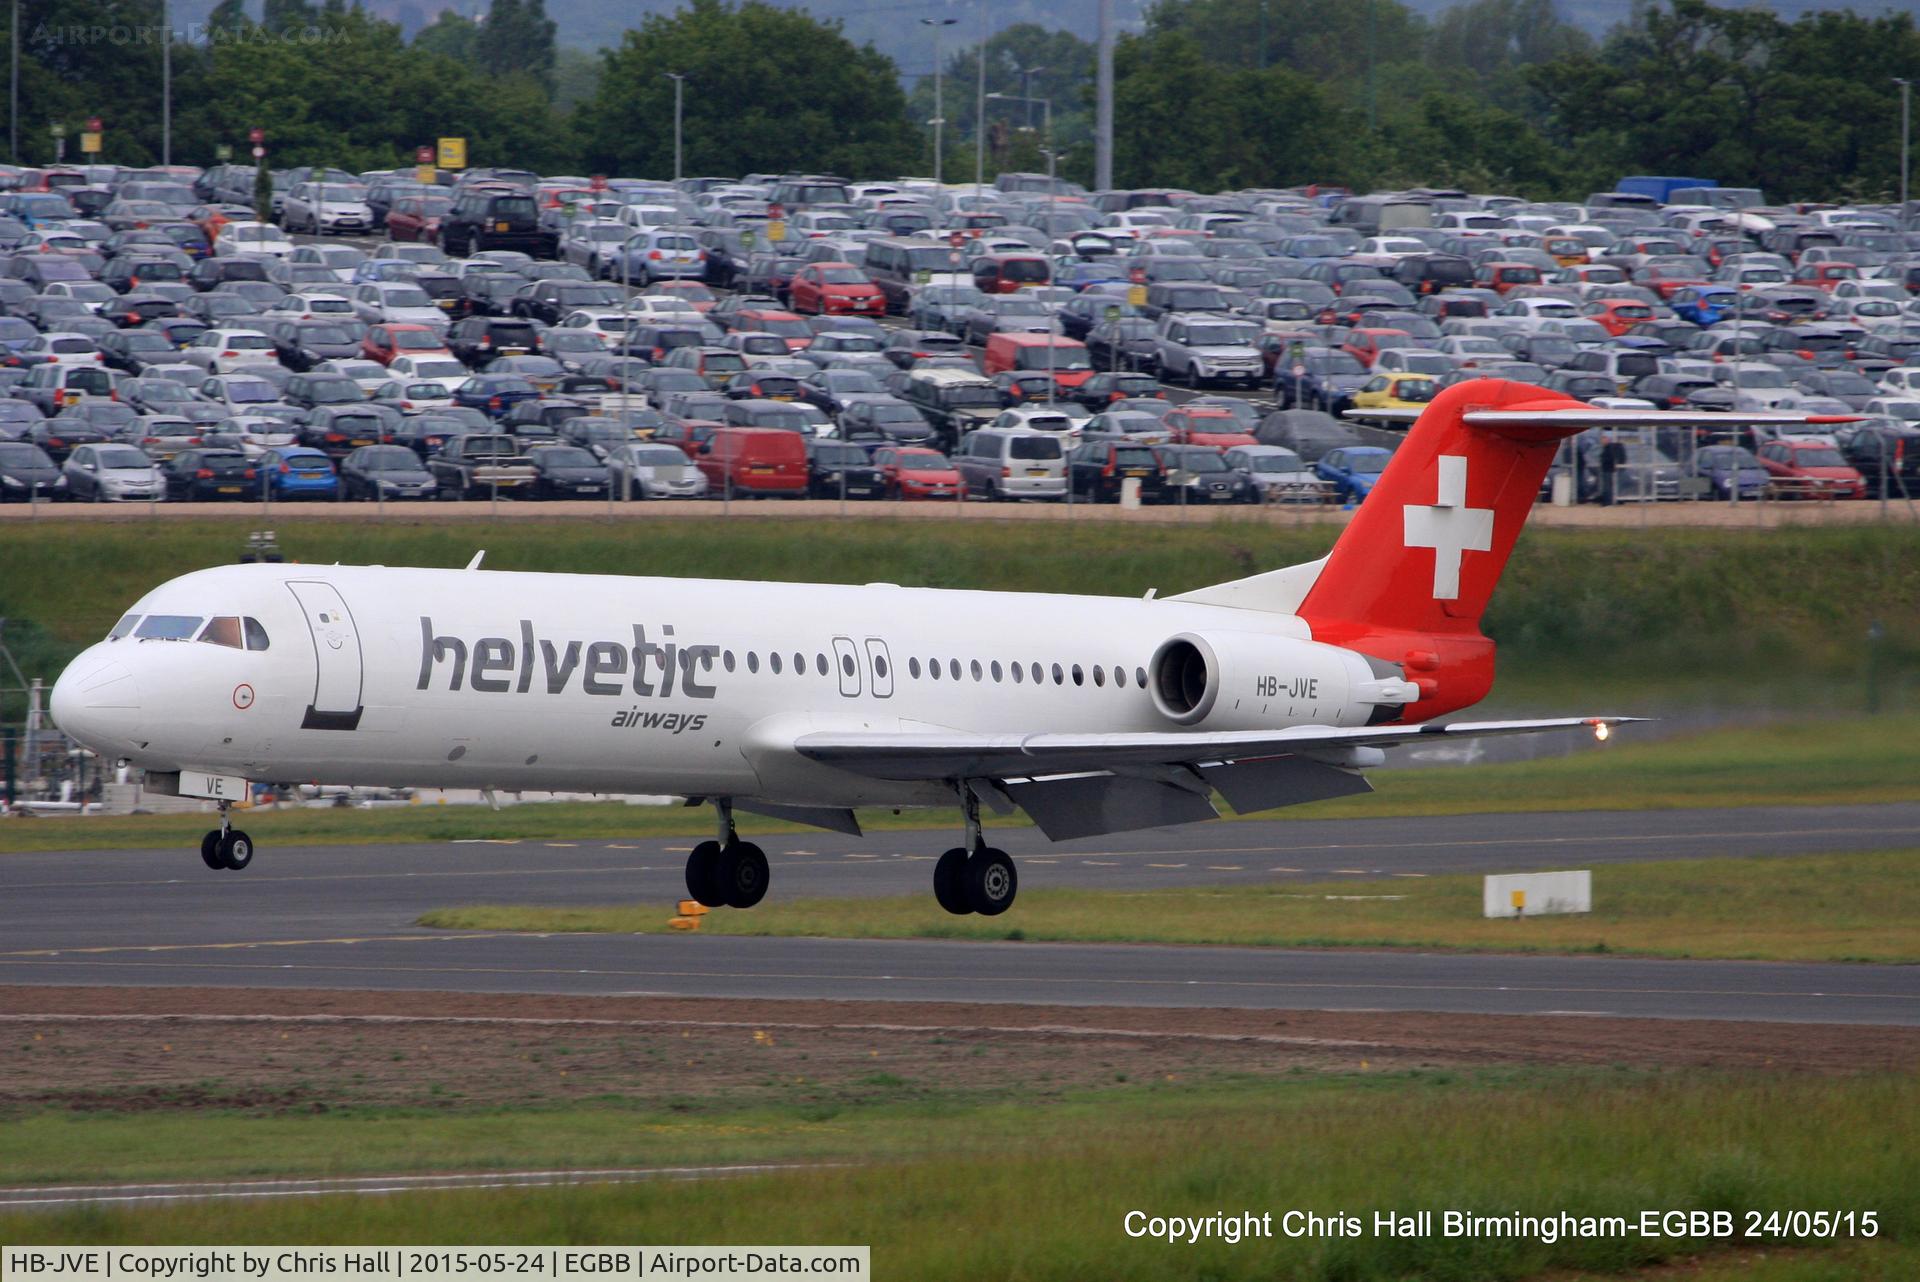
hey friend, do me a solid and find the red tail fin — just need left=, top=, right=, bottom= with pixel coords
left=1297, top=379, right=1589, bottom=719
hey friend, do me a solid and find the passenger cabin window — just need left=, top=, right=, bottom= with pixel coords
left=134, top=614, right=203, bottom=641
left=198, top=616, right=244, bottom=649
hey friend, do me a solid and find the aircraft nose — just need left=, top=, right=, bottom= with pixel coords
left=50, top=654, right=143, bottom=753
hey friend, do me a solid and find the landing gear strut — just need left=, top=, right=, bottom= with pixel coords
left=934, top=785, right=1017, bottom=917
left=685, top=798, right=769, bottom=910
left=199, top=802, right=254, bottom=872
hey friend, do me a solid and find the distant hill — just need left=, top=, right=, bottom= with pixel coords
left=1399, top=0, right=1865, bottom=40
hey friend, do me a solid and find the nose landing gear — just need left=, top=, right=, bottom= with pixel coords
left=200, top=802, right=254, bottom=871
left=685, top=798, right=769, bottom=909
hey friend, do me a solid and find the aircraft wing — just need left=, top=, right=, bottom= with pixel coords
left=793, top=718, right=1643, bottom=840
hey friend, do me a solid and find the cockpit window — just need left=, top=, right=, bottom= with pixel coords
left=134, top=614, right=203, bottom=640
left=108, top=613, right=141, bottom=640
left=244, top=617, right=270, bottom=651
left=198, top=616, right=243, bottom=649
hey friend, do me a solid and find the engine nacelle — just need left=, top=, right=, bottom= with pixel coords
left=1148, top=630, right=1419, bottom=731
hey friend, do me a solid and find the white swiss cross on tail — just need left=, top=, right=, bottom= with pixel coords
left=1402, top=454, right=1494, bottom=599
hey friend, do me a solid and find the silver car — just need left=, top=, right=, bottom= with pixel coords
left=1153, top=312, right=1265, bottom=387
left=953, top=427, right=1066, bottom=501
left=609, top=442, right=710, bottom=499
left=61, top=443, right=167, bottom=501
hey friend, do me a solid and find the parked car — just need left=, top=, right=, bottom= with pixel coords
left=60, top=442, right=167, bottom=501
left=162, top=446, right=257, bottom=500
left=1315, top=444, right=1395, bottom=502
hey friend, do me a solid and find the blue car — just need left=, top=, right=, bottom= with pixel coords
left=1315, top=445, right=1394, bottom=503
left=1689, top=445, right=1770, bottom=500
left=256, top=446, right=339, bottom=501
left=453, top=373, right=543, bottom=418
left=1670, top=285, right=1739, bottom=327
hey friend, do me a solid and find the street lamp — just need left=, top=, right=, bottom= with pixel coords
left=1897, top=78, right=1912, bottom=236
left=664, top=72, right=686, bottom=183
left=1015, top=64, right=1046, bottom=128
left=921, top=18, right=958, bottom=185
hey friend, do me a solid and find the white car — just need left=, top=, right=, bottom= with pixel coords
left=23, top=332, right=104, bottom=366
left=351, top=282, right=447, bottom=329
left=198, top=373, right=286, bottom=414
left=386, top=355, right=472, bottom=392
left=180, top=328, right=279, bottom=374
left=619, top=295, right=703, bottom=322
left=372, top=378, right=455, bottom=411
left=289, top=244, right=368, bottom=282
left=559, top=308, right=646, bottom=350
left=1222, top=444, right=1320, bottom=501
left=379, top=242, right=451, bottom=267
left=282, top=183, right=374, bottom=236
left=266, top=292, right=356, bottom=321
left=1862, top=395, right=1920, bottom=424
left=219, top=414, right=300, bottom=457
left=991, top=406, right=1081, bottom=441
left=315, top=358, right=394, bottom=396
left=214, top=222, right=296, bottom=258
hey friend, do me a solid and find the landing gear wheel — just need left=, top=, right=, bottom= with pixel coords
left=966, top=847, right=1017, bottom=916
left=200, top=830, right=223, bottom=871
left=933, top=847, right=972, bottom=915
left=685, top=839, right=726, bottom=908
left=718, top=841, right=769, bottom=909
left=219, top=829, right=254, bottom=871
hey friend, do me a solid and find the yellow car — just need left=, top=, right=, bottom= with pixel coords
left=1351, top=372, right=1439, bottom=411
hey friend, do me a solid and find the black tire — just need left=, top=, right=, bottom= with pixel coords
left=219, top=829, right=254, bottom=871
left=719, top=841, right=769, bottom=909
left=965, top=847, right=1016, bottom=916
left=200, top=830, right=223, bottom=871
left=933, top=847, right=972, bottom=915
left=685, top=839, right=726, bottom=908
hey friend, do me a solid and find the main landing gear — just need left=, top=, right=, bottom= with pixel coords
left=199, top=802, right=254, bottom=872
left=685, top=799, right=770, bottom=909
left=933, top=786, right=1017, bottom=917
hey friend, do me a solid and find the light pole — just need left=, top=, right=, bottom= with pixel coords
left=161, top=0, right=171, bottom=165
left=1889, top=79, right=1904, bottom=237
left=973, top=7, right=987, bottom=203
left=665, top=73, right=686, bottom=183
left=1015, top=64, right=1046, bottom=128
left=9, top=0, right=17, bottom=163
left=921, top=18, right=957, bottom=185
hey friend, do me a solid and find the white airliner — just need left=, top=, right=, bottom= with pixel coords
left=50, top=379, right=1847, bottom=916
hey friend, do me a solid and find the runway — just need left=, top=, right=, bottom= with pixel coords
left=2, top=803, right=1914, bottom=1024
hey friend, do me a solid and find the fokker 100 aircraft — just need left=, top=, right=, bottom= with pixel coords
left=50, top=380, right=1846, bottom=916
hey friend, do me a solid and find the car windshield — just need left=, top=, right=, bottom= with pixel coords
left=818, top=268, right=868, bottom=285
left=360, top=447, right=418, bottom=470
left=944, top=386, right=1003, bottom=407
left=814, top=444, right=868, bottom=465
left=539, top=446, right=597, bottom=467
left=1166, top=449, right=1227, bottom=473
left=1188, top=324, right=1258, bottom=346
left=1015, top=348, right=1091, bottom=371
left=1792, top=447, right=1846, bottom=466
left=1246, top=452, right=1304, bottom=472
left=382, top=288, right=433, bottom=308
left=0, top=443, right=52, bottom=465
left=96, top=446, right=151, bottom=468
left=1347, top=452, right=1388, bottom=474
left=224, top=380, right=276, bottom=402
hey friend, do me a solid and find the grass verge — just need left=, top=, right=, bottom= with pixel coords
left=5, top=715, right=1919, bottom=854
left=2, top=1072, right=1911, bottom=1281
left=420, top=850, right=1920, bottom=963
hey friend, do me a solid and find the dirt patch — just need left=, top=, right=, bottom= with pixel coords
left=1, top=986, right=1910, bottom=1118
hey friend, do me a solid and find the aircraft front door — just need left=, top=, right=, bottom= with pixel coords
left=286, top=581, right=364, bottom=730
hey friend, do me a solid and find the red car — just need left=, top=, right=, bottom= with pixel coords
left=1757, top=438, right=1865, bottom=499
left=1636, top=263, right=1709, bottom=299
left=646, top=281, right=718, bottom=313
left=873, top=445, right=962, bottom=500
left=1791, top=262, right=1862, bottom=292
left=362, top=323, right=451, bottom=366
left=1581, top=298, right=1656, bottom=337
left=787, top=262, right=886, bottom=317
left=1475, top=262, right=1544, bottom=295
left=1164, top=407, right=1256, bottom=450
left=1340, top=327, right=1413, bottom=369
left=730, top=308, right=814, bottom=351
left=385, top=195, right=452, bottom=243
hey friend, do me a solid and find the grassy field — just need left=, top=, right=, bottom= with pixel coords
left=3, top=518, right=1918, bottom=718
left=4, top=1072, right=1911, bottom=1281
left=421, top=850, right=1920, bottom=963
left=6, top=713, right=1916, bottom=853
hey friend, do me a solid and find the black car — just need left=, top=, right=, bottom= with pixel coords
left=457, top=272, right=525, bottom=318
left=1085, top=318, right=1160, bottom=372
left=187, top=257, right=271, bottom=292
left=1069, top=439, right=1167, bottom=504
left=448, top=316, right=542, bottom=367
left=0, top=439, right=63, bottom=500
left=1841, top=422, right=1920, bottom=496
left=283, top=372, right=365, bottom=410
left=512, top=280, right=624, bottom=326
left=163, top=447, right=257, bottom=500
left=97, top=328, right=180, bottom=374
left=439, top=190, right=557, bottom=258
left=100, top=293, right=182, bottom=329
left=340, top=444, right=438, bottom=500
left=390, top=413, right=481, bottom=456
left=270, top=320, right=362, bottom=372
left=299, top=405, right=393, bottom=458
left=525, top=443, right=610, bottom=498
left=1071, top=371, right=1162, bottom=410
left=806, top=439, right=883, bottom=498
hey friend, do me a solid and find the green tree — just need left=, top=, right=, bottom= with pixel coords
left=906, top=23, right=1097, bottom=166
left=475, top=0, right=557, bottom=95
left=260, top=0, right=320, bottom=35
left=412, top=9, right=480, bottom=64
left=574, top=0, right=916, bottom=179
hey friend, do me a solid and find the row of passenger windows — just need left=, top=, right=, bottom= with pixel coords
left=108, top=613, right=270, bottom=651
left=707, top=646, right=1143, bottom=691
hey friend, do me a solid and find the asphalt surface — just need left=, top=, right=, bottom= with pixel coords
left=2, top=803, right=1915, bottom=1024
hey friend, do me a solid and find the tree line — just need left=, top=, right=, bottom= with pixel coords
left=1, top=0, right=1911, bottom=206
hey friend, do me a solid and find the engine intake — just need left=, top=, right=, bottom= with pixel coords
left=1149, top=634, right=1219, bottom=725
left=1148, top=630, right=1420, bottom=731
